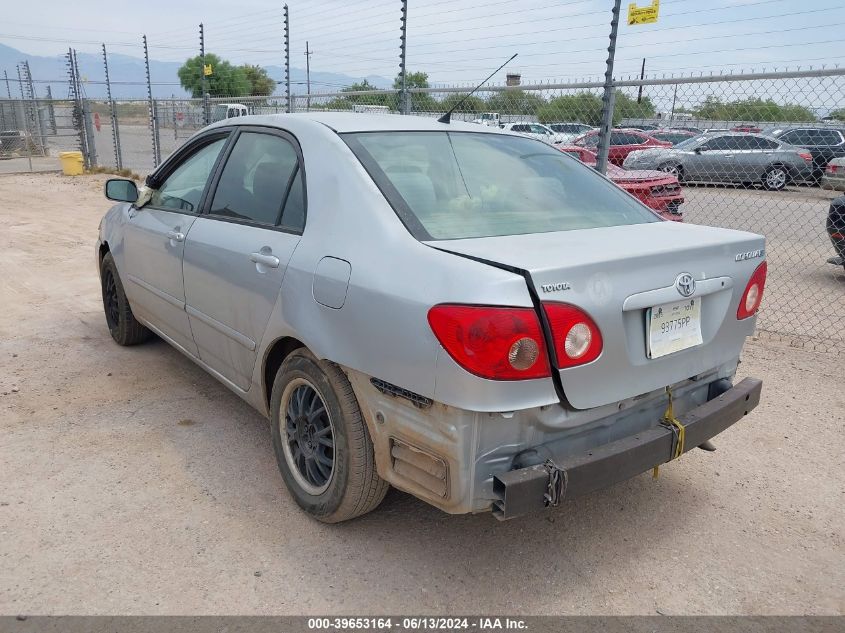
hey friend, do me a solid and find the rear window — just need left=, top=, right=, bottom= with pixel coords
left=342, top=131, right=658, bottom=240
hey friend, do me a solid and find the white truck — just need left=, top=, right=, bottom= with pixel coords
left=211, top=103, right=249, bottom=123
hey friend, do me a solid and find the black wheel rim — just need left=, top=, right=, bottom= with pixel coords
left=104, top=270, right=120, bottom=329
left=283, top=381, right=334, bottom=494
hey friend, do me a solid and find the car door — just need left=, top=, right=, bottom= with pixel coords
left=182, top=127, right=306, bottom=390
left=687, top=135, right=732, bottom=181
left=122, top=133, right=229, bottom=355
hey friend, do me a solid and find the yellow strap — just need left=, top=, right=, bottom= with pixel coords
left=652, top=387, right=686, bottom=479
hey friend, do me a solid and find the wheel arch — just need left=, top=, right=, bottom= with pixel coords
left=263, top=336, right=307, bottom=410
left=98, top=241, right=111, bottom=266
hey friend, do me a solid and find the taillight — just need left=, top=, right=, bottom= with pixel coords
left=543, top=303, right=603, bottom=368
left=737, top=261, right=767, bottom=320
left=798, top=151, right=813, bottom=163
left=427, top=304, right=551, bottom=380
left=827, top=164, right=840, bottom=174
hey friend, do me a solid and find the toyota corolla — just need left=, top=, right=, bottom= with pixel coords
left=96, top=113, right=765, bottom=522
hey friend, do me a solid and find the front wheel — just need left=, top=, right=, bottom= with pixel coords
left=763, top=165, right=788, bottom=191
left=100, top=252, right=151, bottom=346
left=270, top=349, right=388, bottom=523
left=659, top=163, right=683, bottom=181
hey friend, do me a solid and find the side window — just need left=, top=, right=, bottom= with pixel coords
left=512, top=125, right=530, bottom=133
left=149, top=138, right=227, bottom=212
left=280, top=166, right=306, bottom=232
left=582, top=134, right=599, bottom=147
left=757, top=138, right=779, bottom=150
left=702, top=136, right=732, bottom=150
left=780, top=130, right=806, bottom=145
left=209, top=132, right=300, bottom=226
left=812, top=130, right=842, bottom=146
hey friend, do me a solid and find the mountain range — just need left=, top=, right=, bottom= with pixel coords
left=0, top=43, right=392, bottom=100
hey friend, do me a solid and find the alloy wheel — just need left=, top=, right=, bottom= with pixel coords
left=280, top=378, right=335, bottom=495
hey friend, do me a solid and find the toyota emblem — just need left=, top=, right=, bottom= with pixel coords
left=675, top=273, right=696, bottom=298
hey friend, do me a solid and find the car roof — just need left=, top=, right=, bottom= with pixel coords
left=208, top=112, right=504, bottom=134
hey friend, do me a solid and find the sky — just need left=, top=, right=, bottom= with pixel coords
left=1, top=0, right=843, bottom=88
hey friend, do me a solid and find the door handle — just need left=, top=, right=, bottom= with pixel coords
left=167, top=230, right=185, bottom=242
left=250, top=252, right=280, bottom=268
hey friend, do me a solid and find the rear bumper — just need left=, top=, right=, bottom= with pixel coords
left=492, top=377, right=762, bottom=520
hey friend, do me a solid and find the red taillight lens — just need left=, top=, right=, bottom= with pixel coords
left=737, top=261, right=767, bottom=320
left=427, top=304, right=551, bottom=380
left=798, top=152, right=813, bottom=163
left=543, top=303, right=603, bottom=368
left=827, top=164, right=839, bottom=174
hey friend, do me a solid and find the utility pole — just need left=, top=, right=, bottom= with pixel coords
left=200, top=23, right=209, bottom=126
left=595, top=0, right=622, bottom=175
left=284, top=4, right=291, bottom=113
left=637, top=58, right=646, bottom=103
left=103, top=43, right=122, bottom=169
left=304, top=41, right=312, bottom=111
left=399, top=0, right=408, bottom=114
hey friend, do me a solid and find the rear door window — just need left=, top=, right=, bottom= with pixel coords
left=209, top=132, right=301, bottom=226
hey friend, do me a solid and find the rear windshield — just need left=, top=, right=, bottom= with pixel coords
left=342, top=131, right=658, bottom=240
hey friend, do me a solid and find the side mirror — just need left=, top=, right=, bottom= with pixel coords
left=694, top=147, right=703, bottom=154
left=104, top=178, right=139, bottom=203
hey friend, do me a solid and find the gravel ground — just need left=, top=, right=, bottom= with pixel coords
left=0, top=172, right=843, bottom=615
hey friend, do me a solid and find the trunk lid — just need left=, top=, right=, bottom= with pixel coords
left=428, top=221, right=765, bottom=409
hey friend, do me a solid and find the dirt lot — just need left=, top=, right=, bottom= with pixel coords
left=0, top=172, right=843, bottom=615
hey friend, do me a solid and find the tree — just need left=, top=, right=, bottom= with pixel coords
left=828, top=107, right=845, bottom=121
left=323, top=80, right=395, bottom=111
left=439, top=93, right=486, bottom=115
left=177, top=54, right=250, bottom=98
left=615, top=92, right=656, bottom=122
left=394, top=71, right=437, bottom=112
left=693, top=96, right=815, bottom=122
left=537, top=92, right=603, bottom=126
left=241, top=64, right=276, bottom=97
left=485, top=89, right=545, bottom=116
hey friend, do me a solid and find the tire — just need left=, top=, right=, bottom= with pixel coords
left=100, top=252, right=151, bottom=346
left=658, top=163, right=683, bottom=181
left=763, top=165, right=788, bottom=191
left=270, top=349, right=388, bottom=523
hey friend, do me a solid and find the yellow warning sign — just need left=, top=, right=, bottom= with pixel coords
left=203, top=64, right=213, bottom=76
left=628, top=0, right=659, bottom=25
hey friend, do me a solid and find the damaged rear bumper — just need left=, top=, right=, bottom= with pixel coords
left=492, top=377, right=762, bottom=520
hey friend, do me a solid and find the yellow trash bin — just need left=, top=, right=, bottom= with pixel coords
left=59, top=151, right=84, bottom=176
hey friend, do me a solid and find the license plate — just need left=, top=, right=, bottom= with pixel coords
left=646, top=298, right=703, bottom=359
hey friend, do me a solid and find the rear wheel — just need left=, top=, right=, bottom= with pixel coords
left=763, top=165, right=788, bottom=191
left=100, top=252, right=151, bottom=346
left=270, top=349, right=388, bottom=523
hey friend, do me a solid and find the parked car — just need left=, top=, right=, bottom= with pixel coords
left=827, top=195, right=845, bottom=270
left=573, top=129, right=672, bottom=166
left=623, top=132, right=814, bottom=191
left=500, top=122, right=565, bottom=144
left=648, top=129, right=697, bottom=146
left=546, top=122, right=593, bottom=135
left=768, top=127, right=845, bottom=183
left=821, top=157, right=845, bottom=191
left=211, top=103, right=249, bottom=122
left=732, top=125, right=763, bottom=133
left=96, top=113, right=765, bottom=522
left=557, top=145, right=684, bottom=220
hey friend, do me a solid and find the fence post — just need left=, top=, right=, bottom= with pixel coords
left=595, top=0, right=622, bottom=175
left=399, top=0, right=408, bottom=114
left=3, top=70, right=18, bottom=130
left=16, top=65, right=33, bottom=172
left=67, top=49, right=87, bottom=162
left=45, top=85, right=57, bottom=134
left=71, top=50, right=97, bottom=169
left=143, top=35, right=160, bottom=168
left=284, top=4, right=291, bottom=113
left=102, top=44, right=123, bottom=170
left=22, top=61, right=45, bottom=156
left=200, top=23, right=209, bottom=126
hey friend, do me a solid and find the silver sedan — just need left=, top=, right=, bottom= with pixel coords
left=623, top=132, right=814, bottom=190
left=96, top=113, right=765, bottom=522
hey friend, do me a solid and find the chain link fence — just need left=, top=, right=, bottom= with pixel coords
left=1, top=69, right=843, bottom=349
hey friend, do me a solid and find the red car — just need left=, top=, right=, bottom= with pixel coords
left=572, top=129, right=671, bottom=166
left=558, top=145, right=684, bottom=221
